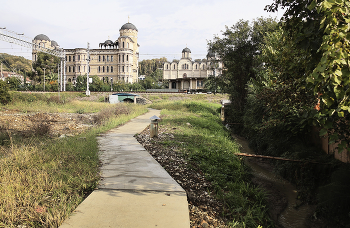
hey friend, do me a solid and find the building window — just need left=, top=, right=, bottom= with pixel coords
left=119, top=55, right=120, bottom=62
left=65, top=56, right=67, bottom=61
left=122, top=66, right=124, bottom=72
left=107, top=66, right=109, bottom=73
left=84, top=66, right=86, bottom=72
left=98, top=66, right=101, bottom=73
left=103, top=56, right=105, bottom=61
left=195, top=64, right=197, bottom=70
left=107, top=56, right=109, bottom=62
left=68, top=66, right=71, bottom=72
left=103, top=66, right=105, bottom=73
left=78, top=66, right=81, bottom=72
left=73, top=56, right=75, bottom=61
left=126, top=55, right=129, bottom=62
left=119, top=66, right=121, bottom=72
left=78, top=55, right=80, bottom=61
left=111, top=56, right=113, bottom=62
left=197, top=80, right=203, bottom=87
left=127, top=42, right=129, bottom=48
left=123, top=42, right=125, bottom=48
left=174, top=64, right=176, bottom=70
left=69, top=56, right=71, bottom=62
left=99, top=55, right=101, bottom=62
left=122, top=55, right=124, bottom=62
left=127, top=66, right=129, bottom=72
left=73, top=66, right=75, bottom=72
left=166, top=64, right=169, bottom=70
left=111, top=66, right=113, bottom=72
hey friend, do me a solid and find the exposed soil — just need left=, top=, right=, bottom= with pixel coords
left=0, top=109, right=96, bottom=137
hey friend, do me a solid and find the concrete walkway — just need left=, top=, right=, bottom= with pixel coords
left=60, top=109, right=190, bottom=228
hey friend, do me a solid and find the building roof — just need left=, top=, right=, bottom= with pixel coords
left=34, top=34, right=50, bottom=41
left=182, top=47, right=191, bottom=53
left=120, top=23, right=138, bottom=31
left=51, top=40, right=59, bottom=47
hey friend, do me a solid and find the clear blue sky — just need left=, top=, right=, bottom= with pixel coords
left=1, top=0, right=283, bottom=61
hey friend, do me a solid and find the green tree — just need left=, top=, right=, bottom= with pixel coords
left=32, top=52, right=60, bottom=83
left=208, top=17, right=278, bottom=132
left=266, top=0, right=350, bottom=152
left=6, top=77, right=22, bottom=91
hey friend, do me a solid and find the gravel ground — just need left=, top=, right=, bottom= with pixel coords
left=136, top=126, right=231, bottom=228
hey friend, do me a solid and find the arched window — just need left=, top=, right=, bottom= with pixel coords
left=68, top=78, right=71, bottom=82
left=166, top=64, right=169, bottom=70
left=174, top=64, right=176, bottom=70
left=107, top=66, right=109, bottom=73
left=111, top=66, right=113, bottom=72
left=98, top=66, right=101, bottom=73
left=195, top=64, right=197, bottom=70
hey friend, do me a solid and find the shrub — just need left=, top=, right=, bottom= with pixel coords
left=0, top=80, right=12, bottom=104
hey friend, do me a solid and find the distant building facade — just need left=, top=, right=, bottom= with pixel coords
left=32, top=22, right=140, bottom=84
left=163, top=47, right=222, bottom=91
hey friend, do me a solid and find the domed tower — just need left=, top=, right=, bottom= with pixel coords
left=32, top=34, right=52, bottom=62
left=118, top=22, right=139, bottom=83
left=182, top=47, right=191, bottom=59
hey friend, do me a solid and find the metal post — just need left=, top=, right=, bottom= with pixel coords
left=43, top=68, right=46, bottom=92
left=63, top=54, right=66, bottom=91
left=86, top=43, right=90, bottom=96
left=60, top=59, right=63, bottom=91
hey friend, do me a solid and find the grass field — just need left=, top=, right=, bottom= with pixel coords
left=0, top=92, right=147, bottom=227
left=149, top=100, right=271, bottom=227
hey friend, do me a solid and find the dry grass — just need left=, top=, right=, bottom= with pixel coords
left=0, top=101, right=148, bottom=227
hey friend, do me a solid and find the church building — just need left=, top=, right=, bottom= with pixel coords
left=32, top=22, right=139, bottom=84
left=163, top=47, right=221, bottom=92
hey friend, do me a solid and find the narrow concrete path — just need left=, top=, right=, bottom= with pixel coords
left=60, top=109, right=190, bottom=228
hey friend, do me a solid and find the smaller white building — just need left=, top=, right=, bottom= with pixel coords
left=163, top=48, right=221, bottom=91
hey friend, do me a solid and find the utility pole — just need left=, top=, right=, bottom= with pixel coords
left=86, top=43, right=90, bottom=96
left=43, top=68, right=46, bottom=92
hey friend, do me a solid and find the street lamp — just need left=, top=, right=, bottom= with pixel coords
left=43, top=68, right=46, bottom=92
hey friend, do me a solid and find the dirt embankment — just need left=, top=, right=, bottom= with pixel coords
left=0, top=109, right=96, bottom=137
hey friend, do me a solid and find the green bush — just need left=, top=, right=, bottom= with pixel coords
left=0, top=81, right=12, bottom=104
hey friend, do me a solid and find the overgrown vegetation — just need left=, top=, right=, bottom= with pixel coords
left=150, top=101, right=273, bottom=227
left=0, top=93, right=147, bottom=227
left=210, top=1, right=350, bottom=226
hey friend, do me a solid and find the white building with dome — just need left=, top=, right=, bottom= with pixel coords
left=163, top=47, right=222, bottom=92
left=32, top=22, right=140, bottom=84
